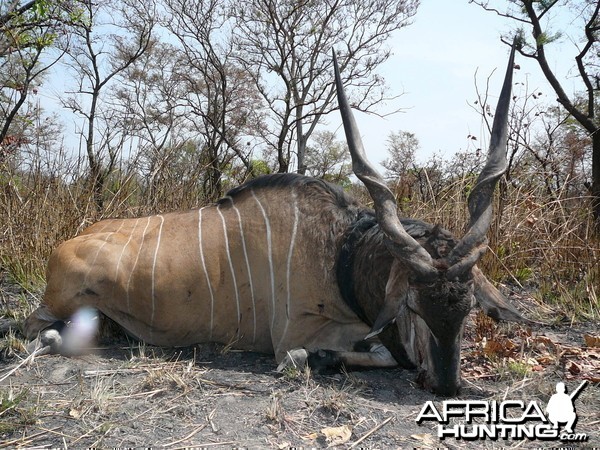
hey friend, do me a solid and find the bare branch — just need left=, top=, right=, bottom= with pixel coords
left=0, top=0, right=36, bottom=27
left=575, top=0, right=600, bottom=118
left=231, top=0, right=419, bottom=173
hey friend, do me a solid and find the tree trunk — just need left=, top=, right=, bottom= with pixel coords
left=295, top=102, right=307, bottom=175
left=591, top=132, right=600, bottom=228
left=86, top=92, right=104, bottom=211
left=277, top=133, right=289, bottom=173
left=92, top=170, right=106, bottom=212
left=297, top=134, right=307, bottom=175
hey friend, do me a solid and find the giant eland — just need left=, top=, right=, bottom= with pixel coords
left=24, top=45, right=527, bottom=396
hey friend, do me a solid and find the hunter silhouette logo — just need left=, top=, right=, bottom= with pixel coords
left=416, top=380, right=589, bottom=442
left=546, top=381, right=587, bottom=436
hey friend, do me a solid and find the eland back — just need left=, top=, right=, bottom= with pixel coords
left=24, top=46, right=527, bottom=396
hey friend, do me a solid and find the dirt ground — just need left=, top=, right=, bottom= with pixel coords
left=0, top=282, right=598, bottom=449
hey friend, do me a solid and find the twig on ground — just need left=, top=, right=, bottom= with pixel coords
left=170, top=441, right=237, bottom=450
left=112, top=388, right=167, bottom=399
left=463, top=373, right=498, bottom=380
left=207, top=407, right=218, bottom=432
left=163, top=423, right=207, bottom=447
left=461, top=376, right=485, bottom=392
left=69, top=420, right=116, bottom=446
left=0, top=427, right=61, bottom=448
left=83, top=368, right=146, bottom=377
left=349, top=415, right=393, bottom=448
left=32, top=426, right=78, bottom=443
left=0, top=347, right=46, bottom=383
left=508, top=377, right=537, bottom=395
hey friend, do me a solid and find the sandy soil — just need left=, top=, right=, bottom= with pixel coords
left=0, top=282, right=598, bottom=448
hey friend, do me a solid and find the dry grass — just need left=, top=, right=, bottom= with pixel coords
left=0, top=335, right=596, bottom=448
left=386, top=177, right=600, bottom=320
left=1, top=148, right=598, bottom=449
left=0, top=153, right=206, bottom=290
left=0, top=149, right=598, bottom=323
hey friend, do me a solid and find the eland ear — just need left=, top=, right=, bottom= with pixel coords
left=472, top=266, right=538, bottom=325
left=366, top=301, right=400, bottom=339
left=365, top=260, right=408, bottom=339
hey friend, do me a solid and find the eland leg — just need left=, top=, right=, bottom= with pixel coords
left=24, top=305, right=66, bottom=355
left=277, top=341, right=397, bottom=373
left=24, top=302, right=101, bottom=356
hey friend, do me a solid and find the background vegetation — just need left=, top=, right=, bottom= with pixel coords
left=1, top=0, right=599, bottom=321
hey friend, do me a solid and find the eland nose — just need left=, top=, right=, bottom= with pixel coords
left=433, top=381, right=461, bottom=397
left=420, top=371, right=461, bottom=397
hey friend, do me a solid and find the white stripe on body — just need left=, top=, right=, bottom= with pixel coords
left=80, top=221, right=125, bottom=296
left=59, top=249, right=81, bottom=304
left=126, top=216, right=152, bottom=315
left=92, top=220, right=112, bottom=233
left=277, top=190, right=299, bottom=352
left=217, top=204, right=241, bottom=337
left=198, top=207, right=215, bottom=340
left=150, top=215, right=165, bottom=332
left=112, top=218, right=140, bottom=300
left=227, top=196, right=257, bottom=344
left=251, top=189, right=276, bottom=331
left=81, top=238, right=112, bottom=289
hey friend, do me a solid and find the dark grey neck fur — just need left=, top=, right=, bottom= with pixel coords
left=336, top=214, right=459, bottom=367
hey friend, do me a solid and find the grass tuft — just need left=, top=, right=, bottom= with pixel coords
left=1, top=148, right=598, bottom=322
left=0, top=388, right=37, bottom=434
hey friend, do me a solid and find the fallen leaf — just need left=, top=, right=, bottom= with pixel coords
left=587, top=349, right=600, bottom=359
left=411, top=433, right=435, bottom=445
left=567, top=361, right=581, bottom=375
left=526, top=215, right=538, bottom=225
left=321, top=425, right=352, bottom=446
left=560, top=346, right=582, bottom=357
left=536, top=355, right=556, bottom=365
left=534, top=336, right=555, bottom=346
left=302, top=432, right=319, bottom=441
left=484, top=338, right=516, bottom=357
left=584, top=334, right=600, bottom=348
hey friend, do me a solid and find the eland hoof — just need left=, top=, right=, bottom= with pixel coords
left=26, top=329, right=62, bottom=355
left=276, top=348, right=308, bottom=372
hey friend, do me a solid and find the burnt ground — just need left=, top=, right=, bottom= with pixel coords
left=0, top=281, right=598, bottom=449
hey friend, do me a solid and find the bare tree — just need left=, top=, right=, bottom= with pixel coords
left=231, top=0, right=419, bottom=173
left=304, top=130, right=351, bottom=184
left=524, top=106, right=590, bottom=199
left=0, top=0, right=68, bottom=161
left=1, top=41, right=45, bottom=161
left=108, top=39, right=190, bottom=207
left=164, top=0, right=266, bottom=199
left=0, top=0, right=70, bottom=56
left=61, top=0, right=155, bottom=210
left=472, top=0, right=600, bottom=226
left=382, top=130, right=419, bottom=179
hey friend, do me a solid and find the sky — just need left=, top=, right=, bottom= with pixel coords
left=325, top=0, right=581, bottom=168
left=37, top=0, right=583, bottom=172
